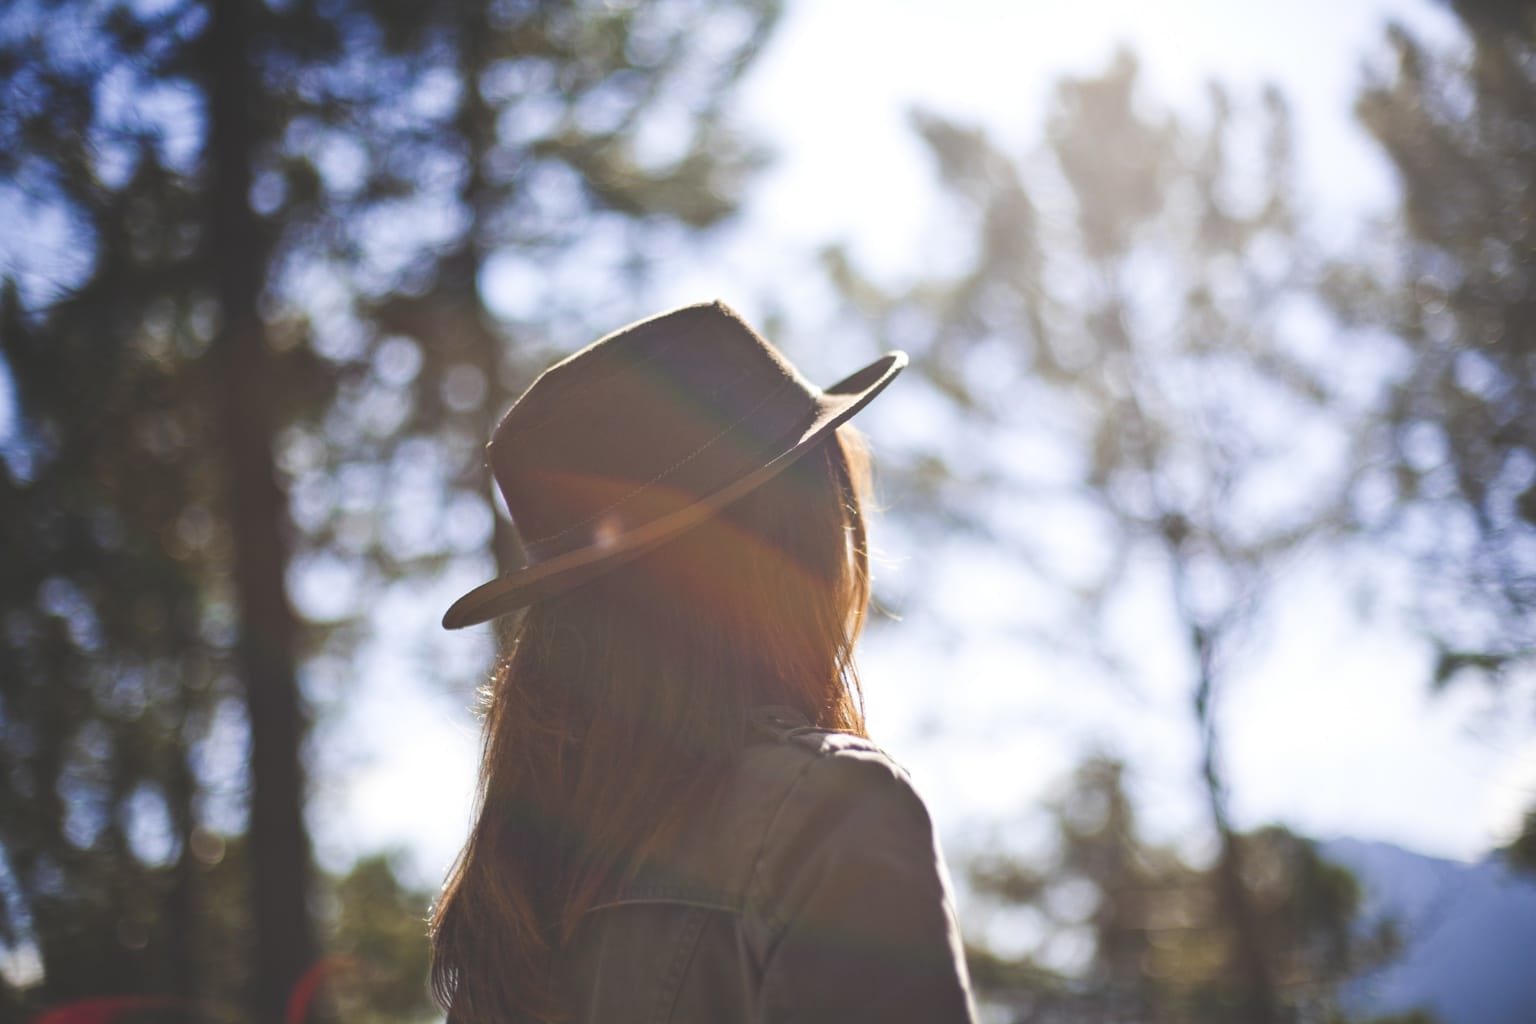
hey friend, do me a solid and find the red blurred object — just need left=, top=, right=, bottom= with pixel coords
left=284, top=955, right=355, bottom=1024
left=30, top=955, right=359, bottom=1024
left=31, top=995, right=186, bottom=1024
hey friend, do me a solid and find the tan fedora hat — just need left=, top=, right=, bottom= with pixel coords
left=441, top=300, right=905, bottom=629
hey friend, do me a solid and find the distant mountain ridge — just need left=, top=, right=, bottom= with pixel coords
left=1321, top=838, right=1536, bottom=1024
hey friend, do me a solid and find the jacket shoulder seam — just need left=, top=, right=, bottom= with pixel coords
left=586, top=890, right=739, bottom=914
left=742, top=745, right=824, bottom=917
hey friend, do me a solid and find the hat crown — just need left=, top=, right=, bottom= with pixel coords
left=489, top=302, right=821, bottom=564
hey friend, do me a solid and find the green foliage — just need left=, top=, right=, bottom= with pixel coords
left=1, top=1, right=249, bottom=1002
left=1357, top=1013, right=1441, bottom=1024
left=321, top=853, right=436, bottom=1024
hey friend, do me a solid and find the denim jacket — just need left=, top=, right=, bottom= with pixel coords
left=555, top=706, right=978, bottom=1023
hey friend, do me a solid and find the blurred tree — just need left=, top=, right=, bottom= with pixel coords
left=1327, top=0, right=1536, bottom=875
left=964, top=757, right=1422, bottom=1024
left=321, top=852, right=436, bottom=1024
left=0, top=2, right=407, bottom=1014
left=1505, top=808, right=1536, bottom=873
left=1333, top=0, right=1535, bottom=687
left=825, top=52, right=1370, bottom=1022
left=0, top=0, right=778, bottom=1018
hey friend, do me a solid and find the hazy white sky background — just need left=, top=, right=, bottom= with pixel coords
left=317, top=0, right=1536, bottom=890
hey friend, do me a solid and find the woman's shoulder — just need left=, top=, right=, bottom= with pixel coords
left=596, top=708, right=929, bottom=914
left=583, top=720, right=977, bottom=1022
left=749, top=706, right=915, bottom=792
left=740, top=710, right=975, bottom=1021
left=741, top=705, right=942, bottom=899
left=741, top=705, right=930, bottom=830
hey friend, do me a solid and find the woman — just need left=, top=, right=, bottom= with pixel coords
left=430, top=301, right=976, bottom=1023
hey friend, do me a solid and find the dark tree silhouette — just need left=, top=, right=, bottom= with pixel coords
left=0, top=0, right=780, bottom=1018
left=1333, top=2, right=1535, bottom=682
left=1327, top=0, right=1536, bottom=870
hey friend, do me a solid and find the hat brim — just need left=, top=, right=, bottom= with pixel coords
left=441, top=350, right=907, bottom=629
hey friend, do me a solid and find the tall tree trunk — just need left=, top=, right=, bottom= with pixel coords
left=452, top=7, right=524, bottom=582
left=164, top=702, right=201, bottom=1005
left=1132, top=325, right=1277, bottom=1021
left=1185, top=605, right=1276, bottom=1024
left=204, top=1, right=317, bottom=1018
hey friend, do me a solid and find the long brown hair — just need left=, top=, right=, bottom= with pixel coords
left=429, top=426, right=873, bottom=1024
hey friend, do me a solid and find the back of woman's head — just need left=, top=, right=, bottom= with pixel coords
left=431, top=427, right=872, bottom=1024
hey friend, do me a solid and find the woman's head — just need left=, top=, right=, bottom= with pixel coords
left=533, top=423, right=872, bottom=732
left=431, top=425, right=872, bottom=1024
left=440, top=301, right=904, bottom=629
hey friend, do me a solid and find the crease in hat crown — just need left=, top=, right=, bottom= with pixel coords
left=441, top=300, right=906, bottom=629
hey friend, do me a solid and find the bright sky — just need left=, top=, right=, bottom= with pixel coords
left=319, top=0, right=1536, bottom=894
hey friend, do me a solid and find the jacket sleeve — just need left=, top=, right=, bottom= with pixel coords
left=749, top=747, right=978, bottom=1024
